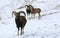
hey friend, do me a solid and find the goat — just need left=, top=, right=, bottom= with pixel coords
left=12, top=11, right=27, bottom=35
left=26, top=5, right=41, bottom=19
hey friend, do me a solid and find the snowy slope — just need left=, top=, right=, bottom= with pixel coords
left=0, top=0, right=60, bottom=38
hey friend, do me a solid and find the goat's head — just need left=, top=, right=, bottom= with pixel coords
left=12, top=11, right=20, bottom=17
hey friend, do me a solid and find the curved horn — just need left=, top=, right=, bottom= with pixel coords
left=19, top=11, right=26, bottom=16
left=12, top=11, right=16, bottom=17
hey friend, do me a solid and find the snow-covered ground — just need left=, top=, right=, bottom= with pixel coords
left=0, top=0, right=60, bottom=38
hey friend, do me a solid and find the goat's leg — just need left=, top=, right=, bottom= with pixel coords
left=34, top=14, right=35, bottom=18
left=31, top=14, right=34, bottom=18
left=27, top=13, right=30, bottom=19
left=17, top=27, right=19, bottom=36
left=22, top=28, right=24, bottom=34
left=38, top=13, right=40, bottom=19
left=20, top=27, right=22, bottom=35
left=20, top=27, right=24, bottom=35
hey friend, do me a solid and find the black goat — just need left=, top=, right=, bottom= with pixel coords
left=12, top=11, right=27, bottom=35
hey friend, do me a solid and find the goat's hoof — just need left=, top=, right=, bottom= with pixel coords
left=22, top=32, right=24, bottom=34
left=38, top=18, right=40, bottom=19
left=17, top=34, right=19, bottom=36
left=38, top=16, right=41, bottom=19
left=20, top=33, right=22, bottom=35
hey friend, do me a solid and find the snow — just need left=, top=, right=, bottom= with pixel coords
left=0, top=0, right=60, bottom=38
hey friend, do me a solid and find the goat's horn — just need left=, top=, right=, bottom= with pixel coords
left=12, top=11, right=16, bottom=17
left=25, top=5, right=28, bottom=7
left=19, top=11, right=26, bottom=16
left=12, top=12, right=13, bottom=17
